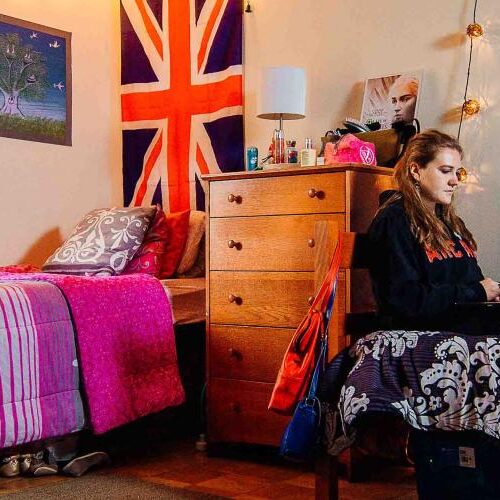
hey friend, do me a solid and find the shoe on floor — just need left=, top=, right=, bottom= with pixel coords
left=20, top=452, right=58, bottom=477
left=0, top=455, right=20, bottom=478
left=62, top=451, right=110, bottom=477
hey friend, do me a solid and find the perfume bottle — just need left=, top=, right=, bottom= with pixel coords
left=300, top=138, right=317, bottom=167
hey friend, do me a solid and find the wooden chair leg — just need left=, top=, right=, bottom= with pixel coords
left=315, top=453, right=338, bottom=500
left=341, top=445, right=367, bottom=483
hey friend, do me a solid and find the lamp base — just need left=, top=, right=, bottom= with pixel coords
left=273, top=128, right=285, bottom=164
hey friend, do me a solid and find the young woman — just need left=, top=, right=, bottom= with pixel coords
left=368, top=129, right=500, bottom=331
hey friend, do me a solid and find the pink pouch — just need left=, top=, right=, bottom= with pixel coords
left=324, top=133, right=377, bottom=166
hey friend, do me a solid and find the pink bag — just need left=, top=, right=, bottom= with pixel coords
left=324, top=133, right=377, bottom=166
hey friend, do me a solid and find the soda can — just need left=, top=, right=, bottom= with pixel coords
left=246, top=146, right=258, bottom=171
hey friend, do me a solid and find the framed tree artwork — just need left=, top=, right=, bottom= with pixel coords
left=0, top=14, right=71, bottom=146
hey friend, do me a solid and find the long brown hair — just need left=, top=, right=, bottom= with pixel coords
left=382, top=129, right=477, bottom=252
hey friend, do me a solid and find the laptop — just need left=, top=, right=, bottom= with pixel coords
left=452, top=302, right=500, bottom=336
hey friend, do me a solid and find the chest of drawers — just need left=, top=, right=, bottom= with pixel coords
left=202, top=165, right=394, bottom=446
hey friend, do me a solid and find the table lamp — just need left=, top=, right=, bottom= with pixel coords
left=257, top=66, right=306, bottom=164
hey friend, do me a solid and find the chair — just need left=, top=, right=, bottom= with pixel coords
left=313, top=223, right=380, bottom=500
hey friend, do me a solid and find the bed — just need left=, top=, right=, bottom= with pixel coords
left=161, top=277, right=206, bottom=326
left=0, top=205, right=208, bottom=452
left=0, top=272, right=205, bottom=451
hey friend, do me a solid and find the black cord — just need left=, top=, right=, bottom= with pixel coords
left=457, top=0, right=479, bottom=141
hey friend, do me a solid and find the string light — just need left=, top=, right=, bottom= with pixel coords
left=466, top=23, right=483, bottom=38
left=457, top=0, right=483, bottom=140
left=463, top=98, right=480, bottom=116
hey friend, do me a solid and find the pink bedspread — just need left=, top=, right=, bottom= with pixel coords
left=0, top=272, right=185, bottom=434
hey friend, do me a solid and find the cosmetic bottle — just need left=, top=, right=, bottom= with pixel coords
left=286, top=140, right=298, bottom=164
left=300, top=138, right=317, bottom=167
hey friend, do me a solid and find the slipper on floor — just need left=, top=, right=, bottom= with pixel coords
left=62, top=451, right=110, bottom=477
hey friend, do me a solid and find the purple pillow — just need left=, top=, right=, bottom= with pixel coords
left=42, top=206, right=156, bottom=276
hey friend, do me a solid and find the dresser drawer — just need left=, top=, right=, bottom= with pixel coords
left=210, top=214, right=345, bottom=271
left=210, top=271, right=314, bottom=327
left=210, top=172, right=346, bottom=217
left=208, top=378, right=290, bottom=446
left=209, top=325, right=294, bottom=382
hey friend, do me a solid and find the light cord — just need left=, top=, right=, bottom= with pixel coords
left=457, top=0, right=479, bottom=141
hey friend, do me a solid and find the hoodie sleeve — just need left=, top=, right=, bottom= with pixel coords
left=367, top=208, right=486, bottom=323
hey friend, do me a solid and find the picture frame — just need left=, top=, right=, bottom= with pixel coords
left=360, top=70, right=423, bottom=130
left=0, top=14, right=72, bottom=146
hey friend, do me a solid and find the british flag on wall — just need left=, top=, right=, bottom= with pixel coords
left=120, top=0, right=244, bottom=211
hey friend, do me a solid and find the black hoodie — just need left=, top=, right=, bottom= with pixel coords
left=367, top=197, right=486, bottom=330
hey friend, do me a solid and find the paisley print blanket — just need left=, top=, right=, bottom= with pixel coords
left=322, top=330, right=500, bottom=449
left=0, top=272, right=185, bottom=435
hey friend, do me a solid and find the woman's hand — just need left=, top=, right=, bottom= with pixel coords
left=480, top=277, right=500, bottom=302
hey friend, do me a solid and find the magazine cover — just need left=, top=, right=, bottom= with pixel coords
left=361, top=71, right=423, bottom=130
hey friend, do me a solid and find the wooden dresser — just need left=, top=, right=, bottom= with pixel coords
left=202, top=165, right=394, bottom=447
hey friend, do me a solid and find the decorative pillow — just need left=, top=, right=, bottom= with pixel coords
left=159, top=209, right=190, bottom=279
left=122, top=205, right=168, bottom=277
left=0, top=264, right=40, bottom=273
left=176, top=235, right=205, bottom=278
left=42, top=206, right=156, bottom=276
left=176, top=210, right=205, bottom=275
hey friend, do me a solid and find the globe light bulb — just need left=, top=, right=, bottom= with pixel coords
left=466, top=23, right=484, bottom=38
left=462, top=99, right=480, bottom=115
left=456, top=167, right=468, bottom=183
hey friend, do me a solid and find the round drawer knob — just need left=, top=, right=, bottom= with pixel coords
left=227, top=239, right=241, bottom=249
left=230, top=402, right=241, bottom=413
left=308, top=239, right=315, bottom=248
left=308, top=296, right=315, bottom=306
left=228, top=294, right=242, bottom=305
left=227, top=193, right=242, bottom=203
left=228, top=347, right=240, bottom=358
left=308, top=188, right=324, bottom=199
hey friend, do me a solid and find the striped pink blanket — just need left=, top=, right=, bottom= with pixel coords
left=0, top=272, right=184, bottom=438
left=0, top=281, right=84, bottom=448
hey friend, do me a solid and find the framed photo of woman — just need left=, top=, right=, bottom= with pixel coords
left=361, top=70, right=423, bottom=130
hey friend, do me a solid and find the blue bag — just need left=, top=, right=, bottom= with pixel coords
left=279, top=283, right=336, bottom=462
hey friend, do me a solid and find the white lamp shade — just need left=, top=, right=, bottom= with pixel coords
left=257, top=66, right=306, bottom=120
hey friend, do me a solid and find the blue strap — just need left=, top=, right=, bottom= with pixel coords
left=307, top=278, right=338, bottom=399
left=324, top=279, right=337, bottom=324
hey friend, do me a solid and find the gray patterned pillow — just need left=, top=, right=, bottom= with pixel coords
left=42, top=206, right=156, bottom=276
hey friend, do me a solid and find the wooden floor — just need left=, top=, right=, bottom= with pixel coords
left=0, top=437, right=417, bottom=499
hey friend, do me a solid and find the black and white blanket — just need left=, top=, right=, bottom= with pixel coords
left=322, top=330, right=500, bottom=451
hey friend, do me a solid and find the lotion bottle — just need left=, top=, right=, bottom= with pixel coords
left=300, top=138, right=317, bottom=167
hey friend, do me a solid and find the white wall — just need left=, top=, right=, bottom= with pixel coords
left=1, top=0, right=499, bottom=276
left=0, top=0, right=121, bottom=266
left=244, top=0, right=500, bottom=276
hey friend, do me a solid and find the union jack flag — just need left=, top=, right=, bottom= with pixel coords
left=120, top=0, right=244, bottom=211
